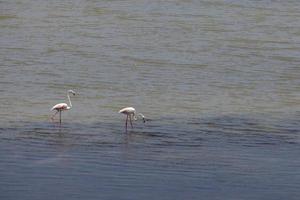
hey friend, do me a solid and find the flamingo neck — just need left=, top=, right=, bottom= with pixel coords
left=133, top=112, right=145, bottom=121
left=138, top=113, right=145, bottom=118
left=67, top=93, right=72, bottom=108
left=133, top=112, right=137, bottom=120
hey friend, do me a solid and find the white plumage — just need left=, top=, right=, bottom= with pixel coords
left=51, top=103, right=70, bottom=111
left=119, top=107, right=136, bottom=115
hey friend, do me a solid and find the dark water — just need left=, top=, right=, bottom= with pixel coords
left=1, top=0, right=300, bottom=199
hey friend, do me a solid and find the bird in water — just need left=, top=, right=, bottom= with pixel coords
left=119, top=107, right=146, bottom=131
left=51, top=90, right=76, bottom=124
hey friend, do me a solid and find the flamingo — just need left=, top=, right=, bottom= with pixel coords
left=50, top=90, right=76, bottom=124
left=119, top=107, right=146, bottom=131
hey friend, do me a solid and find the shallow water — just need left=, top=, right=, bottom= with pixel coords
left=1, top=0, right=300, bottom=199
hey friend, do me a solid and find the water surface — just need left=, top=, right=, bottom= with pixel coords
left=1, top=0, right=300, bottom=199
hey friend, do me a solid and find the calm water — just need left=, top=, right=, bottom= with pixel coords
left=1, top=0, right=300, bottom=199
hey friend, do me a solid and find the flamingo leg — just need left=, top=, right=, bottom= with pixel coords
left=125, top=114, right=128, bottom=131
left=129, top=114, right=133, bottom=128
left=51, top=110, right=59, bottom=121
left=59, top=110, right=62, bottom=124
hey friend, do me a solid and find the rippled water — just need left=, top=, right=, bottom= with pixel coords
left=1, top=0, right=300, bottom=199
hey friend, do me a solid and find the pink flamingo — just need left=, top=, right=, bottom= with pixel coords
left=119, top=107, right=146, bottom=131
left=51, top=90, right=76, bottom=124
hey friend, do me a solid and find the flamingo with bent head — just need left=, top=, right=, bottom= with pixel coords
left=119, top=107, right=146, bottom=131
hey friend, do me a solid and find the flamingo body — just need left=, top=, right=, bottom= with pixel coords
left=51, top=103, right=70, bottom=111
left=119, top=107, right=135, bottom=115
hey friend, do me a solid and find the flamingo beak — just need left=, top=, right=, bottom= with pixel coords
left=143, top=117, right=146, bottom=123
